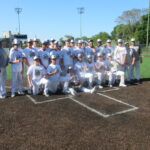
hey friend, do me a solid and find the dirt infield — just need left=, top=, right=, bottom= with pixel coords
left=0, top=81, right=150, bottom=150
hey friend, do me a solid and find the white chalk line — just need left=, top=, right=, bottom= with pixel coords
left=100, top=87, right=120, bottom=93
left=69, top=97, right=109, bottom=118
left=35, top=96, right=70, bottom=104
left=106, top=107, right=138, bottom=117
left=97, top=93, right=138, bottom=109
left=26, top=95, right=37, bottom=104
left=26, top=95, right=70, bottom=105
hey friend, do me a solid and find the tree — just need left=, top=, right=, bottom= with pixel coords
left=91, top=32, right=111, bottom=45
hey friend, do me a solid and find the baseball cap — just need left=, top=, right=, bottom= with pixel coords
left=107, top=53, right=112, bottom=57
left=87, top=55, right=92, bottom=59
left=131, top=38, right=135, bottom=42
left=33, top=56, right=40, bottom=60
left=107, top=39, right=111, bottom=43
left=33, top=38, right=38, bottom=42
left=117, top=39, right=123, bottom=43
left=41, top=40, right=47, bottom=44
left=77, top=53, right=82, bottom=58
left=125, top=42, right=129, bottom=45
left=68, top=66, right=73, bottom=70
left=27, top=39, right=33, bottom=43
left=88, top=39, right=94, bottom=43
left=54, top=40, right=58, bottom=45
left=70, top=39, right=74, bottom=43
left=78, top=40, right=82, bottom=44
left=97, top=53, right=103, bottom=57
left=51, top=55, right=56, bottom=59
left=12, top=39, right=20, bottom=45
left=97, top=39, right=102, bottom=42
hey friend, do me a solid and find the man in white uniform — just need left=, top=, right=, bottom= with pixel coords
left=27, top=56, right=50, bottom=97
left=32, top=38, right=40, bottom=51
left=106, top=54, right=126, bottom=87
left=74, top=54, right=94, bottom=89
left=95, top=39, right=105, bottom=58
left=38, top=40, right=50, bottom=69
left=130, top=38, right=142, bottom=83
left=94, top=53, right=106, bottom=88
left=0, top=40, right=9, bottom=98
left=9, top=41, right=24, bottom=97
left=61, top=40, right=74, bottom=71
left=47, top=55, right=62, bottom=94
left=23, top=39, right=38, bottom=69
left=113, top=39, right=127, bottom=87
left=85, top=40, right=96, bottom=62
left=104, top=39, right=115, bottom=58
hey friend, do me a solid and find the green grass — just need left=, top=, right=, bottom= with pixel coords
left=141, top=57, right=150, bottom=78
left=6, top=57, right=150, bottom=80
left=142, top=52, right=150, bottom=55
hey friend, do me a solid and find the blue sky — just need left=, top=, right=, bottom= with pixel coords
left=0, top=0, right=149, bottom=40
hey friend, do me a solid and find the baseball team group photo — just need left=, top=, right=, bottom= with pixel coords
left=0, top=0, right=150, bottom=150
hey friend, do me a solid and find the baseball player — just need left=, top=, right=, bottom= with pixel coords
left=74, top=54, right=95, bottom=89
left=49, top=41, right=62, bottom=65
left=32, top=38, right=40, bottom=51
left=61, top=39, right=74, bottom=72
left=113, top=39, right=127, bottom=87
left=73, top=40, right=84, bottom=64
left=124, top=42, right=136, bottom=83
left=38, top=40, right=50, bottom=69
left=130, top=38, right=142, bottom=83
left=95, top=39, right=105, bottom=58
left=85, top=40, right=96, bottom=62
left=47, top=55, right=62, bottom=94
left=9, top=41, right=24, bottom=97
left=94, top=53, right=106, bottom=88
left=62, top=66, right=96, bottom=96
left=106, top=53, right=127, bottom=87
left=104, top=39, right=115, bottom=58
left=27, top=56, right=50, bottom=97
left=0, top=40, right=9, bottom=99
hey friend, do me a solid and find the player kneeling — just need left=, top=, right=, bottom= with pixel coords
left=47, top=55, right=62, bottom=94
left=27, top=56, right=50, bottom=97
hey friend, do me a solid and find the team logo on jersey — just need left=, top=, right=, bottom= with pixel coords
left=16, top=54, right=21, bottom=60
left=43, top=54, right=48, bottom=59
left=30, top=51, right=35, bottom=57
left=35, top=69, right=41, bottom=76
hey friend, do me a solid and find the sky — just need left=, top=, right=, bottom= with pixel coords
left=0, top=0, right=149, bottom=40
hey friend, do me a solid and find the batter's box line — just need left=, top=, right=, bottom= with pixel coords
left=26, top=95, right=70, bottom=105
left=100, top=87, right=120, bottom=93
left=68, top=93, right=138, bottom=118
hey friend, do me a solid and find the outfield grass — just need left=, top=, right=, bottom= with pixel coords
left=7, top=57, right=150, bottom=80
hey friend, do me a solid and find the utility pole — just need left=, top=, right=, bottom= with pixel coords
left=146, top=0, right=150, bottom=47
left=15, top=8, right=22, bottom=34
left=77, top=7, right=84, bottom=38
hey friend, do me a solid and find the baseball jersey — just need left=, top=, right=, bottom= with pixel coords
left=23, top=47, right=38, bottom=66
left=38, top=49, right=50, bottom=68
left=74, top=61, right=87, bottom=76
left=95, top=46, right=105, bottom=56
left=104, top=46, right=115, bottom=58
left=95, top=60, right=106, bottom=73
left=61, top=46, right=74, bottom=66
left=47, top=64, right=62, bottom=81
left=114, top=46, right=127, bottom=64
left=73, top=47, right=84, bottom=57
left=27, top=64, right=46, bottom=81
left=9, top=49, right=23, bottom=72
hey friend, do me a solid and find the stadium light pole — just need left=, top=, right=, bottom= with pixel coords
left=146, top=0, right=150, bottom=47
left=15, top=8, right=22, bottom=34
left=77, top=7, right=84, bottom=38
